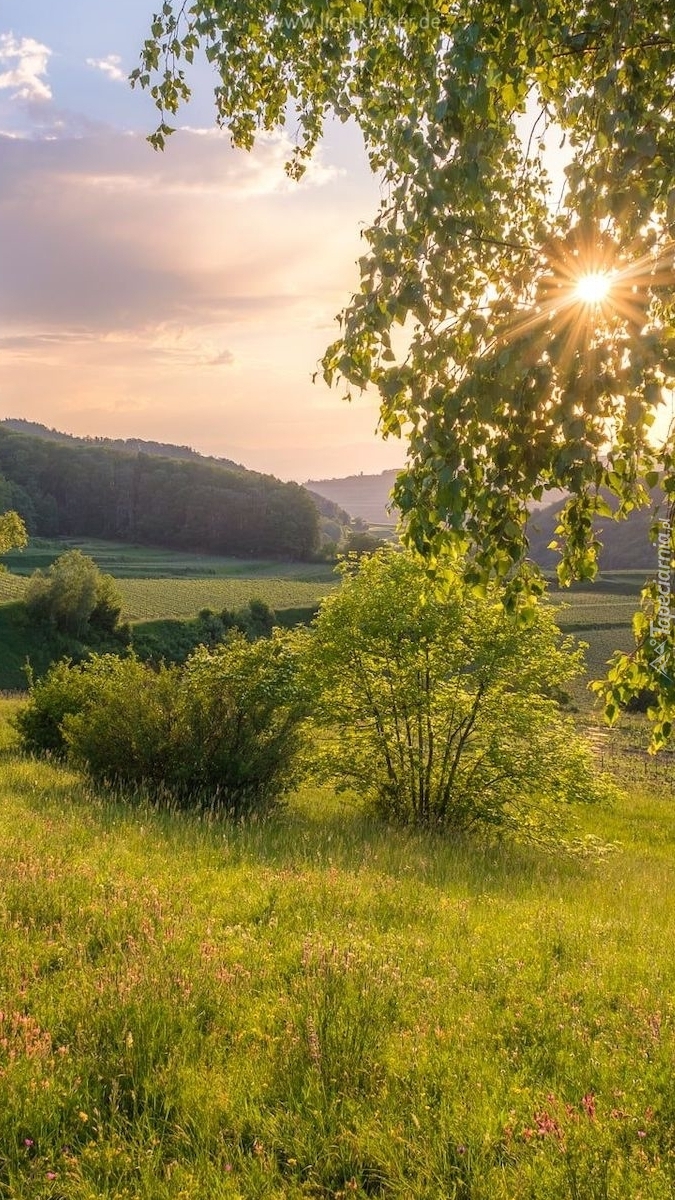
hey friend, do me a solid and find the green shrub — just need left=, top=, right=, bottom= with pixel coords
left=17, top=633, right=307, bottom=815
left=306, top=548, right=612, bottom=839
left=170, top=632, right=306, bottom=813
left=15, top=659, right=101, bottom=757
left=26, top=549, right=124, bottom=638
left=132, top=602, right=278, bottom=669
left=63, top=656, right=179, bottom=790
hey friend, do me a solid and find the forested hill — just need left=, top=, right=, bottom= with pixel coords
left=0, top=425, right=320, bottom=560
left=1, top=419, right=242, bottom=469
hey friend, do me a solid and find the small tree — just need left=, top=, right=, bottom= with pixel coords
left=0, top=510, right=28, bottom=557
left=26, top=550, right=123, bottom=639
left=307, top=549, right=606, bottom=837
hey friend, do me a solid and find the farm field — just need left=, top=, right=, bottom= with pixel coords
left=0, top=719, right=674, bottom=1198
left=116, top=577, right=334, bottom=622
left=0, top=541, right=650, bottom=695
left=1, top=538, right=337, bottom=581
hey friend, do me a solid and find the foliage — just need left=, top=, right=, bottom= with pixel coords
left=306, top=549, right=608, bottom=835
left=0, top=509, right=27, bottom=556
left=15, top=659, right=103, bottom=758
left=25, top=550, right=125, bottom=639
left=132, top=599, right=277, bottom=667
left=63, top=656, right=181, bottom=791
left=18, top=635, right=307, bottom=814
left=166, top=633, right=307, bottom=811
left=0, top=424, right=320, bottom=560
left=135, top=0, right=675, bottom=725
left=342, top=528, right=387, bottom=555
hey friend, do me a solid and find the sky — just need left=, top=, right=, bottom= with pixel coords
left=0, top=1, right=404, bottom=481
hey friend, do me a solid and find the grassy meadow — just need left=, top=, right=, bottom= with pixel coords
left=0, top=700, right=675, bottom=1198
left=1, top=549, right=674, bottom=1196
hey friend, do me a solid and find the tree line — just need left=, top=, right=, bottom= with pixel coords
left=0, top=426, right=320, bottom=560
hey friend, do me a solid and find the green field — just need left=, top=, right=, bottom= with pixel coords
left=0, top=544, right=653, bottom=696
left=0, top=725, right=674, bottom=1198
left=116, top=577, right=334, bottom=622
left=2, top=538, right=337, bottom=581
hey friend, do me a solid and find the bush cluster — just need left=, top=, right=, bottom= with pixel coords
left=132, top=598, right=277, bottom=666
left=26, top=549, right=126, bottom=640
left=17, top=549, right=613, bottom=838
left=18, top=633, right=306, bottom=817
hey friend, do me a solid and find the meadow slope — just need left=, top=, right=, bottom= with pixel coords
left=1, top=724, right=675, bottom=1198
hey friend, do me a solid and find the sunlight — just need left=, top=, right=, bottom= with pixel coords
left=574, top=271, right=612, bottom=305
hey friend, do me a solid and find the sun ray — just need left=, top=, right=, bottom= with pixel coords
left=575, top=272, right=612, bottom=305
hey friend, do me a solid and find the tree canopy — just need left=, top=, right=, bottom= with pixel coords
left=306, top=547, right=608, bottom=837
left=134, top=1, right=675, bottom=737
left=0, top=425, right=320, bottom=561
left=0, top=509, right=27, bottom=556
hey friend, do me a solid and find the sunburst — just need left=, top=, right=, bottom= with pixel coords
left=493, top=234, right=675, bottom=367
left=575, top=271, right=613, bottom=306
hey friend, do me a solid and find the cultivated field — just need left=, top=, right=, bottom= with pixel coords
left=0, top=541, right=650, bottom=696
left=1, top=538, right=337, bottom=581
left=116, top=577, right=334, bottom=622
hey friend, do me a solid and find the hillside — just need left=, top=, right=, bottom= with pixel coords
left=0, top=424, right=320, bottom=560
left=0, top=418, right=242, bottom=469
left=305, top=468, right=401, bottom=525
left=527, top=492, right=663, bottom=571
left=306, top=470, right=568, bottom=528
left=1, top=735, right=675, bottom=1196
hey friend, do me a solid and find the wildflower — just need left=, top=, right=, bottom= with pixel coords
left=581, top=1093, right=596, bottom=1120
left=24, top=1139, right=33, bottom=1148
left=46, top=1173, right=57, bottom=1181
left=78, top=1112, right=88, bottom=1123
left=638, top=1130, right=647, bottom=1139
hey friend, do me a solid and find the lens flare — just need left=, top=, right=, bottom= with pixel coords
left=575, top=271, right=612, bottom=305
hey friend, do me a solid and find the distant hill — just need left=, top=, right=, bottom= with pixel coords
left=305, top=469, right=401, bottom=525
left=1, top=418, right=242, bottom=470
left=0, top=423, right=320, bottom=561
left=305, top=468, right=569, bottom=527
left=527, top=492, right=664, bottom=571
left=0, top=419, right=356, bottom=554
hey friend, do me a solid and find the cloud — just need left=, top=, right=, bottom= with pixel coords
left=0, top=121, right=394, bottom=478
left=0, top=127, right=357, bottom=333
left=86, top=55, right=126, bottom=84
left=0, top=33, right=51, bottom=103
left=208, top=349, right=235, bottom=367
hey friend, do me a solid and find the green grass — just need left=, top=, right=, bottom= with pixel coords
left=1, top=730, right=675, bottom=1197
left=2, top=539, right=337, bottom=581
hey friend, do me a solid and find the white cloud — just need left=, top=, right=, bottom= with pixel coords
left=0, top=33, right=51, bottom=103
left=86, top=54, right=125, bottom=84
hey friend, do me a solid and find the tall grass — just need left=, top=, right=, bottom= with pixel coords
left=1, top=739, right=675, bottom=1197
